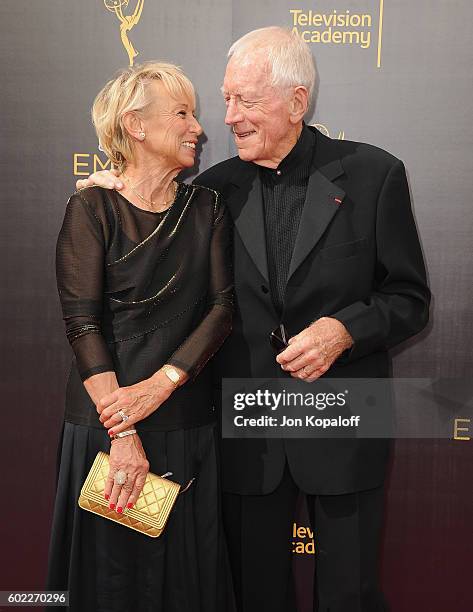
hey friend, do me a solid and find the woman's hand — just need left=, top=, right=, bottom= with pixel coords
left=104, top=433, right=149, bottom=512
left=84, top=371, right=119, bottom=407
left=97, top=369, right=180, bottom=435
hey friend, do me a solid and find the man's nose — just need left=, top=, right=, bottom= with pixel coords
left=225, top=98, right=243, bottom=125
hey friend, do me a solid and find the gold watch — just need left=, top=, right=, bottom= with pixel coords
left=162, top=365, right=181, bottom=387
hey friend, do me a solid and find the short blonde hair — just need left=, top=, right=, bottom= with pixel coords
left=92, top=61, right=195, bottom=172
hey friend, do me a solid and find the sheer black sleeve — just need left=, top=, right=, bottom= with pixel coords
left=167, top=194, right=233, bottom=378
left=56, top=193, right=115, bottom=381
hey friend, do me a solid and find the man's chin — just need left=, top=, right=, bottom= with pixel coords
left=235, top=147, right=257, bottom=162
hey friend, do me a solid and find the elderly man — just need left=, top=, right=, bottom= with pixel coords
left=78, top=26, right=429, bottom=612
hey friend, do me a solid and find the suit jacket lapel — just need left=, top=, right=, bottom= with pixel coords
left=287, top=143, right=346, bottom=282
left=225, top=167, right=270, bottom=283
left=223, top=129, right=346, bottom=288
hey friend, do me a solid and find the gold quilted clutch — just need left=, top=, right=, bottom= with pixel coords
left=78, top=451, right=181, bottom=538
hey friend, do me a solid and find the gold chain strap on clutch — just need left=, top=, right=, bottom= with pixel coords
left=78, top=451, right=181, bottom=538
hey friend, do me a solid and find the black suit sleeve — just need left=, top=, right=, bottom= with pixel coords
left=331, top=160, right=430, bottom=360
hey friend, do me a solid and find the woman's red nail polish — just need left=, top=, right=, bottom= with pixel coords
left=117, top=507, right=123, bottom=514
left=109, top=503, right=115, bottom=510
left=104, top=494, right=110, bottom=500
left=127, top=503, right=133, bottom=509
left=109, top=430, right=114, bottom=436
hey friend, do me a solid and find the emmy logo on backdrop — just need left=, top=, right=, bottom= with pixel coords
left=104, top=0, right=145, bottom=67
left=312, top=123, right=345, bottom=140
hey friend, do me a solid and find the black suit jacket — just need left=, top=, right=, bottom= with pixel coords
left=195, top=126, right=430, bottom=495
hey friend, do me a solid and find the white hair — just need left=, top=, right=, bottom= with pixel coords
left=227, top=26, right=316, bottom=105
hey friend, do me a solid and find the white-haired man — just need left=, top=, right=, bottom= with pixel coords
left=78, top=26, right=430, bottom=612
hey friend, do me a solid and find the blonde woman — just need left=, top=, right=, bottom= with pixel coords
left=47, top=62, right=234, bottom=611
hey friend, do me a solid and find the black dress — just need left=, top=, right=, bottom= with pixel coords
left=47, top=184, right=235, bottom=611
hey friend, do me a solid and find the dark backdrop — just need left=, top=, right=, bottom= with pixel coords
left=1, top=1, right=472, bottom=610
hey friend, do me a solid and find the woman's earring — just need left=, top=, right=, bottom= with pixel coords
left=139, top=132, right=145, bottom=140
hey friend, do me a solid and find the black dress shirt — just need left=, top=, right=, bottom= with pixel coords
left=260, top=124, right=316, bottom=314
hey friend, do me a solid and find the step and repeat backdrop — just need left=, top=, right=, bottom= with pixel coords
left=1, top=1, right=472, bottom=610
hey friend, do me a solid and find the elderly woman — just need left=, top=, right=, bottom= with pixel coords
left=47, top=62, right=234, bottom=611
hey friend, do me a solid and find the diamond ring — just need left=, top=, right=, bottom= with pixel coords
left=114, top=470, right=127, bottom=486
left=117, top=409, right=129, bottom=422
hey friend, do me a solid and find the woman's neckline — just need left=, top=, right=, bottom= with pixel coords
left=114, top=182, right=183, bottom=216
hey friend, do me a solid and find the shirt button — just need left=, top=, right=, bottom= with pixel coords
left=261, top=285, right=269, bottom=294
left=276, top=170, right=281, bottom=176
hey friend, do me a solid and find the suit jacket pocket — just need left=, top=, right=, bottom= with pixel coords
left=319, top=237, right=368, bottom=262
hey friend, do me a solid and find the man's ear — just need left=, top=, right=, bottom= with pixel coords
left=122, top=111, right=144, bottom=140
left=289, top=86, right=309, bottom=125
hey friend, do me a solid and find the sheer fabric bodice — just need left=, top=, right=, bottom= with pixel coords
left=56, top=183, right=233, bottom=430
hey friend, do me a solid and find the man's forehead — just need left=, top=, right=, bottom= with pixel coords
left=222, top=60, right=272, bottom=96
